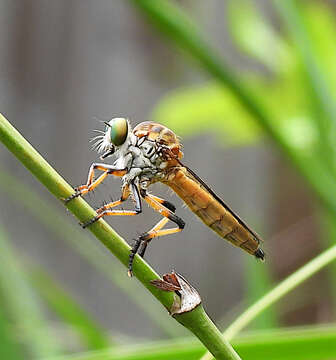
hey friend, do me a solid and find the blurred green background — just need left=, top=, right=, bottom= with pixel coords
left=1, top=0, right=336, bottom=358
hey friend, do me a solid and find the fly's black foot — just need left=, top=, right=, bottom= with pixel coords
left=64, top=190, right=82, bottom=204
left=81, top=215, right=99, bottom=228
left=127, top=234, right=152, bottom=277
left=127, top=269, right=133, bottom=278
left=128, top=237, right=143, bottom=277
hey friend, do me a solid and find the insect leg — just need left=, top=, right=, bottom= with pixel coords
left=142, top=192, right=185, bottom=231
left=146, top=194, right=176, bottom=213
left=137, top=218, right=169, bottom=258
left=127, top=191, right=185, bottom=277
left=128, top=218, right=169, bottom=277
left=82, top=183, right=141, bottom=228
left=64, top=163, right=127, bottom=202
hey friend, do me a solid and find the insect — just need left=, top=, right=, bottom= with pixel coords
left=65, top=118, right=264, bottom=276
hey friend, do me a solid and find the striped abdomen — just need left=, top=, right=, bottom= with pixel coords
left=165, top=166, right=264, bottom=258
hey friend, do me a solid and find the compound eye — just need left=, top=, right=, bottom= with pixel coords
left=109, top=118, right=128, bottom=146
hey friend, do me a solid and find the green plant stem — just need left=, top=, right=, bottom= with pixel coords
left=0, top=227, right=61, bottom=358
left=131, top=0, right=336, bottom=215
left=176, top=306, right=241, bottom=360
left=200, top=243, right=336, bottom=360
left=0, top=113, right=241, bottom=360
left=0, top=168, right=182, bottom=338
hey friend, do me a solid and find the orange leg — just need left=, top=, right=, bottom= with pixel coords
left=82, top=183, right=141, bottom=228
left=128, top=191, right=185, bottom=277
left=143, top=193, right=184, bottom=228
left=64, top=163, right=127, bottom=203
left=136, top=218, right=184, bottom=262
left=96, top=183, right=131, bottom=214
left=147, top=194, right=176, bottom=213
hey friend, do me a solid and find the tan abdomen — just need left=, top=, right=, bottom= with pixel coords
left=165, top=167, right=261, bottom=255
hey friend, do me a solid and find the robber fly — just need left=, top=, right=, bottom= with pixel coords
left=65, top=118, right=264, bottom=276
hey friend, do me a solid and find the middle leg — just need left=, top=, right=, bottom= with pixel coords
left=82, top=182, right=141, bottom=228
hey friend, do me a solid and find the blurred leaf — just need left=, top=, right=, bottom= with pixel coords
left=0, top=301, right=24, bottom=359
left=303, top=2, right=336, bottom=96
left=46, top=325, right=336, bottom=360
left=228, top=0, right=336, bottom=161
left=0, top=226, right=61, bottom=358
left=302, top=0, right=336, bottom=153
left=236, top=325, right=336, bottom=360
left=275, top=0, right=336, bottom=171
left=227, top=0, right=292, bottom=72
left=152, top=77, right=318, bottom=152
left=249, top=76, right=318, bottom=153
left=29, top=268, right=111, bottom=350
left=131, top=0, right=281, bottom=141
left=152, top=83, right=262, bottom=146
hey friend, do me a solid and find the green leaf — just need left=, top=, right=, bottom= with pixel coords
left=151, top=84, right=262, bottom=146
left=0, top=226, right=61, bottom=358
left=45, top=325, right=336, bottom=360
left=151, top=77, right=318, bottom=152
left=0, top=299, right=24, bottom=359
left=274, top=0, right=336, bottom=171
left=302, top=2, right=336, bottom=101
left=29, top=268, right=111, bottom=350
left=227, top=0, right=292, bottom=72
left=249, top=76, right=318, bottom=153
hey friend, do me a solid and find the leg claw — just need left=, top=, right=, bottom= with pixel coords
left=64, top=190, right=82, bottom=204
left=81, top=216, right=99, bottom=228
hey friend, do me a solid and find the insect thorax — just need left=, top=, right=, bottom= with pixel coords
left=117, top=133, right=172, bottom=188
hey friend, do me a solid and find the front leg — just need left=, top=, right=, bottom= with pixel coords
left=64, top=163, right=127, bottom=203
